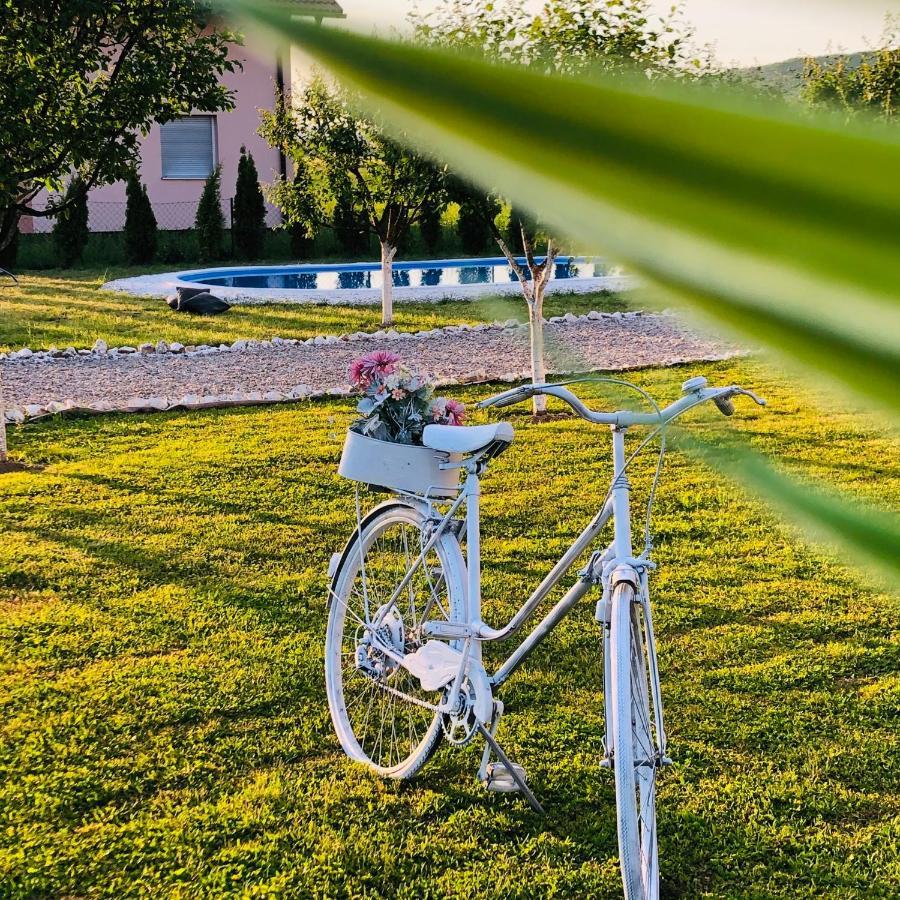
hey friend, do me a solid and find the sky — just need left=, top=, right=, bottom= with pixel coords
left=336, top=0, right=900, bottom=66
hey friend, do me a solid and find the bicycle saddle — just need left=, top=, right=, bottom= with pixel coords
left=423, top=422, right=514, bottom=456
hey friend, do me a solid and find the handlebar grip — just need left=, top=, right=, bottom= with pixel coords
left=478, top=385, right=536, bottom=409
left=713, top=395, right=735, bottom=416
left=493, top=391, right=533, bottom=408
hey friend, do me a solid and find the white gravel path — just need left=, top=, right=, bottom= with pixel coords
left=1, top=312, right=737, bottom=421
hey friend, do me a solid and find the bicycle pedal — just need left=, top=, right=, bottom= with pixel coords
left=482, top=761, right=528, bottom=793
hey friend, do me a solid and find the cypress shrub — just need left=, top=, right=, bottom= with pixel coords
left=457, top=200, right=492, bottom=255
left=419, top=203, right=443, bottom=254
left=332, top=177, right=368, bottom=257
left=285, top=164, right=318, bottom=259
left=124, top=173, right=157, bottom=264
left=290, top=219, right=315, bottom=259
left=233, top=147, right=266, bottom=259
left=195, top=165, right=225, bottom=261
left=52, top=178, right=89, bottom=268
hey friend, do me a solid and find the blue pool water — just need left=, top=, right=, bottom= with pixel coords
left=181, top=256, right=606, bottom=291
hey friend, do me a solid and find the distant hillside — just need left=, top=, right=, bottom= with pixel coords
left=739, top=52, right=865, bottom=95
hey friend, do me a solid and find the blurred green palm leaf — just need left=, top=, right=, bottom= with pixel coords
left=226, top=0, right=899, bottom=418
left=674, top=433, right=900, bottom=588
left=223, top=1, right=900, bottom=580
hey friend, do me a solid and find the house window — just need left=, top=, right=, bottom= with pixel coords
left=160, top=116, right=217, bottom=179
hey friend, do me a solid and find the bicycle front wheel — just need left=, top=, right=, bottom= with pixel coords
left=610, top=581, right=660, bottom=900
left=325, top=501, right=467, bottom=779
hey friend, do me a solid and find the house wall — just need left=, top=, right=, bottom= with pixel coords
left=26, top=42, right=283, bottom=233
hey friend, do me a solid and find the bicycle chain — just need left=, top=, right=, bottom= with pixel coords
left=368, top=677, right=442, bottom=714
left=366, top=675, right=476, bottom=747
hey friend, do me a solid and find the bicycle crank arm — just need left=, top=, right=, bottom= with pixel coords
left=476, top=722, right=545, bottom=814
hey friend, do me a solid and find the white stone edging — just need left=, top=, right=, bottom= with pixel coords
left=0, top=309, right=653, bottom=363
left=2, top=309, right=700, bottom=425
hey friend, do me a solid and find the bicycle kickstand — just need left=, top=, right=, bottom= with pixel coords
left=476, top=701, right=545, bottom=815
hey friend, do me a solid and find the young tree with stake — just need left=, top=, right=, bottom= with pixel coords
left=260, top=78, right=447, bottom=325
left=455, top=185, right=559, bottom=415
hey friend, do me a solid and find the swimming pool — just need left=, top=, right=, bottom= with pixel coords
left=102, top=256, right=634, bottom=305
left=183, top=257, right=604, bottom=291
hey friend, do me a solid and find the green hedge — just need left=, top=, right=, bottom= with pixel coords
left=14, top=221, right=482, bottom=271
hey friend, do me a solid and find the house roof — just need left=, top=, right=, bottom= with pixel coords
left=283, top=0, right=346, bottom=18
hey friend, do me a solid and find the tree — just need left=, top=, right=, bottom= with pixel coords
left=0, top=1, right=238, bottom=253
left=803, top=19, right=900, bottom=119
left=52, top=178, right=89, bottom=268
left=284, top=162, right=319, bottom=259
left=410, top=0, right=703, bottom=77
left=260, top=79, right=447, bottom=325
left=419, top=201, right=444, bottom=254
left=233, top=147, right=267, bottom=259
left=0, top=229, right=17, bottom=271
left=414, top=0, right=703, bottom=413
left=331, top=174, right=369, bottom=256
left=124, top=173, right=157, bottom=265
left=195, top=166, right=225, bottom=262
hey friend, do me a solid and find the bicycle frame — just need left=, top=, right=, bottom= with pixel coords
left=441, top=426, right=635, bottom=679
left=393, top=426, right=657, bottom=748
left=399, top=422, right=668, bottom=772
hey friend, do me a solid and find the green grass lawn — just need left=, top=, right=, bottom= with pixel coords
left=1, top=358, right=897, bottom=897
left=0, top=268, right=627, bottom=352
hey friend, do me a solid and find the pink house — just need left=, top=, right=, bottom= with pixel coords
left=22, top=0, right=345, bottom=234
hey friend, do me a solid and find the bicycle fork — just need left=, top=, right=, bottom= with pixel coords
left=596, top=565, right=670, bottom=771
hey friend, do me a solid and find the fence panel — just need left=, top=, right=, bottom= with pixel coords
left=27, top=196, right=279, bottom=234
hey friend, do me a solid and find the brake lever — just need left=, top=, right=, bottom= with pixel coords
left=735, top=388, right=767, bottom=407
left=714, top=387, right=767, bottom=416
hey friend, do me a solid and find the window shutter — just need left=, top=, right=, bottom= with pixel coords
left=160, top=116, right=216, bottom=179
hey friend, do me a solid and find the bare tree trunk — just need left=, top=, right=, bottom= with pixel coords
left=380, top=240, right=397, bottom=326
left=495, top=228, right=558, bottom=416
left=527, top=295, right=548, bottom=415
left=0, top=206, right=20, bottom=255
left=0, top=367, right=7, bottom=464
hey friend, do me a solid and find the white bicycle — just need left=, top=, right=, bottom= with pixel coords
left=325, top=374, right=766, bottom=899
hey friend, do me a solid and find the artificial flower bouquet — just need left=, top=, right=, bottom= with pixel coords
left=349, top=351, right=465, bottom=445
left=338, top=352, right=466, bottom=497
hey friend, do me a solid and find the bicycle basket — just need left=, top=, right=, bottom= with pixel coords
left=338, top=429, right=461, bottom=498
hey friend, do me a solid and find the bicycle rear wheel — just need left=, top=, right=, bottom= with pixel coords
left=610, top=581, right=660, bottom=900
left=325, top=502, right=466, bottom=779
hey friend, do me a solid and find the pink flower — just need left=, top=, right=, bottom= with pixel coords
left=444, top=398, right=466, bottom=425
left=349, top=351, right=400, bottom=389
left=430, top=397, right=465, bottom=426
left=430, top=398, right=447, bottom=421
left=391, top=388, right=407, bottom=400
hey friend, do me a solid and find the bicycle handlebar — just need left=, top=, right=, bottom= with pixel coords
left=477, top=376, right=766, bottom=427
